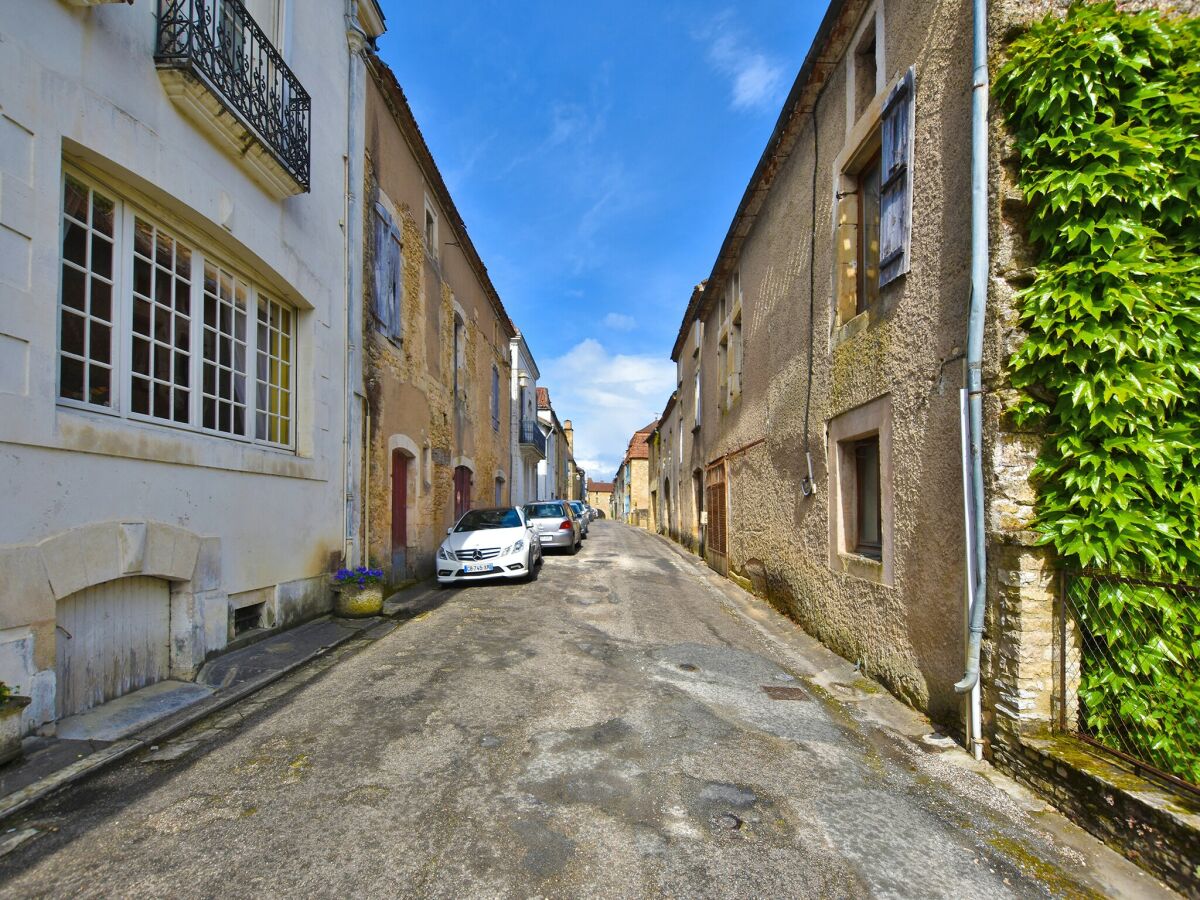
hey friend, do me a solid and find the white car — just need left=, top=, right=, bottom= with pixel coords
left=436, top=507, right=542, bottom=586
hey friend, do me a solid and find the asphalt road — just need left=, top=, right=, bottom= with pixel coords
left=0, top=522, right=1173, bottom=898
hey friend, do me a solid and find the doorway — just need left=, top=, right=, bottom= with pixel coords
left=391, top=450, right=409, bottom=579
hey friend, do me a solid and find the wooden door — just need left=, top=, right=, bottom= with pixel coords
left=391, top=450, right=409, bottom=579
left=706, top=464, right=727, bottom=557
left=454, top=465, right=472, bottom=519
left=56, top=576, right=171, bottom=719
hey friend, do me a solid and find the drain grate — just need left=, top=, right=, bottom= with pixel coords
left=761, top=685, right=809, bottom=701
left=677, top=663, right=699, bottom=672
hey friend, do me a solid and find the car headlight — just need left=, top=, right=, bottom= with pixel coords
left=437, top=545, right=452, bottom=561
left=502, top=539, right=525, bottom=555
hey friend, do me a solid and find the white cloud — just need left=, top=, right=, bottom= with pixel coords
left=602, top=312, right=636, bottom=331
left=541, top=339, right=675, bottom=480
left=697, top=12, right=788, bottom=111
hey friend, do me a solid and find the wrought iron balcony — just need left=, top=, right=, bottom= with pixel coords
left=155, top=0, right=311, bottom=195
left=519, top=420, right=546, bottom=458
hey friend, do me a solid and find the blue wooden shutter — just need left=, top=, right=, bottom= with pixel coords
left=879, top=66, right=915, bottom=287
left=373, top=202, right=402, bottom=341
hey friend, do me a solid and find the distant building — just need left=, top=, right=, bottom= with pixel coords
left=614, top=421, right=656, bottom=528
left=509, top=331, right=544, bottom=506
left=587, top=480, right=614, bottom=517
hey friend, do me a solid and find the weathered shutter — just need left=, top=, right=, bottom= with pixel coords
left=879, top=66, right=915, bottom=287
left=373, top=202, right=403, bottom=341
left=388, top=235, right=403, bottom=342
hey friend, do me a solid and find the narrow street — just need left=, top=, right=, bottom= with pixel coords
left=0, top=523, right=1169, bottom=899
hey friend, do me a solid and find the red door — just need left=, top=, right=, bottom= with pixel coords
left=454, top=466, right=472, bottom=519
left=391, top=451, right=408, bottom=578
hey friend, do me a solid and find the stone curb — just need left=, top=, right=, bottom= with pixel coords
left=0, top=615, right=382, bottom=827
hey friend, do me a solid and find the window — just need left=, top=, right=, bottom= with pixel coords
left=59, top=177, right=115, bottom=408
left=491, top=364, right=500, bottom=430
left=452, top=312, right=466, bottom=400
left=834, top=67, right=914, bottom=330
left=58, top=170, right=297, bottom=450
left=495, top=477, right=504, bottom=506
left=828, top=395, right=893, bottom=585
left=694, top=371, right=701, bottom=430
left=372, top=202, right=403, bottom=342
left=424, top=196, right=439, bottom=259
left=853, top=437, right=882, bottom=559
left=856, top=151, right=882, bottom=315
left=854, top=18, right=878, bottom=121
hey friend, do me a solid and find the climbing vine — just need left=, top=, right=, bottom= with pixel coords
left=995, top=3, right=1200, bottom=784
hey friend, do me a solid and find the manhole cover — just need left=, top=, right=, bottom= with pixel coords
left=677, top=663, right=699, bottom=672
left=761, top=685, right=809, bottom=701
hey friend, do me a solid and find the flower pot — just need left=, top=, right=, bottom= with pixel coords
left=333, top=583, right=384, bottom=618
left=0, top=696, right=31, bottom=768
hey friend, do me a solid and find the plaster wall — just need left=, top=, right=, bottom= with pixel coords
left=688, top=0, right=975, bottom=726
left=0, top=0, right=356, bottom=730
left=361, top=73, right=513, bottom=582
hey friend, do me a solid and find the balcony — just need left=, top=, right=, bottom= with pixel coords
left=155, top=0, right=311, bottom=197
left=519, top=420, right=546, bottom=460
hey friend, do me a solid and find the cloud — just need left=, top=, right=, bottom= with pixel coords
left=696, top=12, right=788, bottom=111
left=541, top=339, right=676, bottom=480
left=602, top=312, right=636, bottom=331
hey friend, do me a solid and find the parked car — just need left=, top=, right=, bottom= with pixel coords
left=524, top=501, right=582, bottom=554
left=436, top=507, right=541, bottom=586
left=568, top=501, right=590, bottom=539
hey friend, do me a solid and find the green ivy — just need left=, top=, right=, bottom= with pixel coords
left=995, top=2, right=1200, bottom=785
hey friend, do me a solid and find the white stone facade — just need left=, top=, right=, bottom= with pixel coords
left=0, top=0, right=383, bottom=733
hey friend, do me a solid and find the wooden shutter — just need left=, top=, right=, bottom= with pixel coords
left=372, top=202, right=402, bottom=341
left=878, top=66, right=915, bottom=287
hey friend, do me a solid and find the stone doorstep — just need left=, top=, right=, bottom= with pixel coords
left=994, top=732, right=1200, bottom=897
left=0, top=608, right=400, bottom=826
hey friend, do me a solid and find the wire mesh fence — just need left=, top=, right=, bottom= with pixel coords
left=1056, top=571, right=1200, bottom=795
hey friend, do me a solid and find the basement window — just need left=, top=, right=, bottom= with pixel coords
left=853, top=436, right=882, bottom=560
left=233, top=602, right=265, bottom=636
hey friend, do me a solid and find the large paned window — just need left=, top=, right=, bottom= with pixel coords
left=59, top=177, right=115, bottom=407
left=57, top=170, right=297, bottom=451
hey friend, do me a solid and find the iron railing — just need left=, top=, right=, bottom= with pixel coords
left=155, top=0, right=311, bottom=191
left=519, top=420, right=546, bottom=456
left=1056, top=570, right=1200, bottom=796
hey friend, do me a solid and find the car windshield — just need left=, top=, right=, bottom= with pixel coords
left=525, top=503, right=565, bottom=520
left=569, top=502, right=583, bottom=514
left=455, top=508, right=523, bottom=532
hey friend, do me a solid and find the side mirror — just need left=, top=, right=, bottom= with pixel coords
left=446, top=527, right=453, bottom=535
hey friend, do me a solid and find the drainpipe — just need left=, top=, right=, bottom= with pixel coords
left=955, top=0, right=989, bottom=761
left=342, top=1, right=367, bottom=566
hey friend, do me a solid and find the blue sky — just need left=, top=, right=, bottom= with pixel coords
left=376, top=2, right=824, bottom=481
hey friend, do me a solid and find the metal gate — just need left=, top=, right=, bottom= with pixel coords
left=56, top=576, right=171, bottom=719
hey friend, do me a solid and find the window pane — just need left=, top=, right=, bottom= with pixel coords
left=254, top=295, right=295, bottom=445
left=58, top=177, right=115, bottom=407
left=60, top=356, right=84, bottom=401
left=855, top=438, right=882, bottom=557
left=857, top=154, right=882, bottom=313
left=201, top=262, right=250, bottom=436
left=131, top=375, right=150, bottom=415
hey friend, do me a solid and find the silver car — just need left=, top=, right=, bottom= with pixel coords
left=568, top=501, right=589, bottom=539
left=435, top=507, right=542, bottom=585
left=524, top=501, right=582, bottom=554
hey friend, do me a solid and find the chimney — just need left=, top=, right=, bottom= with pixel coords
left=563, top=419, right=574, bottom=453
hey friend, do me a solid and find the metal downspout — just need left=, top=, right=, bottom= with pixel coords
left=955, top=0, right=990, bottom=760
left=343, top=1, right=367, bottom=566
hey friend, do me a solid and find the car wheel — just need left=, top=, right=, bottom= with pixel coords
left=567, top=539, right=578, bottom=556
left=523, top=553, right=538, bottom=582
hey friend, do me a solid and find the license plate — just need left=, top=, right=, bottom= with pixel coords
left=464, top=563, right=492, bottom=573
left=539, top=534, right=553, bottom=542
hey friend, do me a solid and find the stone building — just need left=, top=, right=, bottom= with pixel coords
left=509, top=330, right=544, bottom=507
left=0, top=0, right=385, bottom=734
left=648, top=0, right=1200, bottom=887
left=535, top=387, right=574, bottom=500
left=614, top=422, right=655, bottom=528
left=586, top=480, right=614, bottom=517
left=360, top=58, right=516, bottom=582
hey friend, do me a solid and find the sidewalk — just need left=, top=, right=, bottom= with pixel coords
left=0, top=578, right=445, bottom=826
